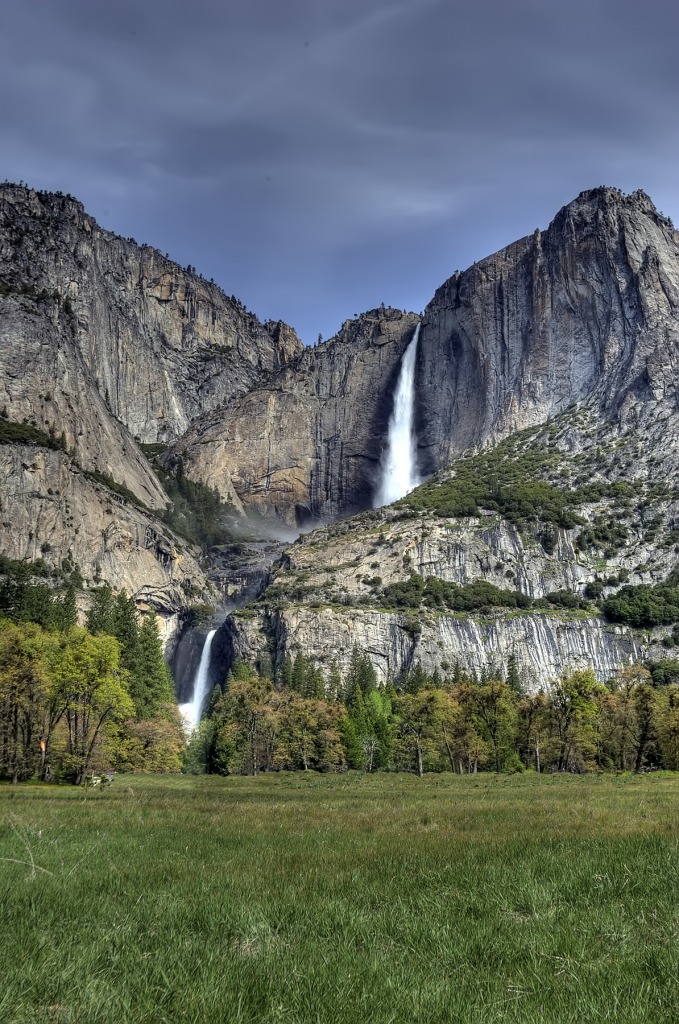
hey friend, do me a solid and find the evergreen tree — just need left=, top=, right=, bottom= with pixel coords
left=344, top=646, right=377, bottom=701
left=506, top=653, right=523, bottom=694
left=291, top=653, right=307, bottom=692
left=133, top=612, right=175, bottom=718
left=280, top=654, right=293, bottom=689
left=327, top=660, right=343, bottom=701
left=49, top=583, right=77, bottom=631
left=302, top=662, right=325, bottom=700
left=86, top=585, right=116, bottom=635
left=403, top=662, right=430, bottom=694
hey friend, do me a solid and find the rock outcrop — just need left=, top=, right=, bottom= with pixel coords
left=163, top=188, right=679, bottom=527
left=0, top=183, right=302, bottom=632
left=227, top=603, right=643, bottom=692
left=3, top=182, right=679, bottom=682
left=221, top=391, right=679, bottom=689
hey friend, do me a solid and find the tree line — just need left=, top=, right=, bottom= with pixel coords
left=186, top=648, right=679, bottom=777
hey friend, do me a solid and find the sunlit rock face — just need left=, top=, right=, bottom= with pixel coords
left=416, top=187, right=679, bottom=474
left=0, top=444, right=207, bottom=613
left=164, top=308, right=421, bottom=525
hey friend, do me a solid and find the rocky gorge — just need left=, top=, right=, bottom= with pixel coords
left=1, top=182, right=679, bottom=690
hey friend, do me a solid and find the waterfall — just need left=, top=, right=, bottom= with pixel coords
left=374, top=323, right=421, bottom=507
left=178, top=628, right=217, bottom=730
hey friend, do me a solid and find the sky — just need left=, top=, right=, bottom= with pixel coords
left=1, top=0, right=678, bottom=345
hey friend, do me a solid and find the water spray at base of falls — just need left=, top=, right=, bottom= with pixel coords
left=179, top=628, right=217, bottom=731
left=374, top=323, right=421, bottom=508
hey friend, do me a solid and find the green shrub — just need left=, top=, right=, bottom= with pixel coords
left=602, top=569, right=679, bottom=627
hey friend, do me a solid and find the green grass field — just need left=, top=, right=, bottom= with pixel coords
left=1, top=773, right=678, bottom=1024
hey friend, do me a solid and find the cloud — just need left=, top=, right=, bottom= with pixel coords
left=1, top=0, right=678, bottom=342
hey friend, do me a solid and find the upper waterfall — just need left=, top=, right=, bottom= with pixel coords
left=374, top=323, right=421, bottom=507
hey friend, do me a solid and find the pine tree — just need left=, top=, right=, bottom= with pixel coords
left=86, top=585, right=116, bottom=635
left=291, top=653, right=307, bottom=692
left=404, top=662, right=430, bottom=694
left=302, top=663, right=325, bottom=700
left=280, top=655, right=293, bottom=689
left=327, top=660, right=343, bottom=701
left=344, top=646, right=377, bottom=700
left=133, top=613, right=175, bottom=718
left=506, top=653, right=523, bottom=694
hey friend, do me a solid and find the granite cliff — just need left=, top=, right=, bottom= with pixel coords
left=166, top=187, right=679, bottom=527
left=0, top=184, right=301, bottom=471
left=222, top=399, right=679, bottom=690
left=416, top=186, right=679, bottom=473
left=2, top=183, right=679, bottom=689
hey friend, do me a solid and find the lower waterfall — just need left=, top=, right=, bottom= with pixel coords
left=374, top=323, right=421, bottom=507
left=178, top=628, right=217, bottom=730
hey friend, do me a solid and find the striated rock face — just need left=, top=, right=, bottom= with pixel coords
left=227, top=604, right=642, bottom=692
left=0, top=184, right=302, bottom=502
left=222, top=385, right=679, bottom=689
left=0, top=282, right=167, bottom=510
left=0, top=183, right=303, bottom=634
left=416, top=187, right=679, bottom=473
left=166, top=308, right=421, bottom=524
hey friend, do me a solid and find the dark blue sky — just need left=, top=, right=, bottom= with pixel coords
left=2, top=0, right=678, bottom=344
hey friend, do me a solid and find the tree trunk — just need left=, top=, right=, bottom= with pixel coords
left=441, top=726, right=455, bottom=772
left=11, top=705, right=19, bottom=784
left=634, top=721, right=650, bottom=773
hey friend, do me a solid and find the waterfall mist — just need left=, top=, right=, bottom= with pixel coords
left=374, top=323, right=421, bottom=507
left=178, top=628, right=217, bottom=730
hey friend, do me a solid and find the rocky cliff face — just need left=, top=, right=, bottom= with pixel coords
left=165, top=308, right=421, bottom=524
left=227, top=604, right=643, bottom=692
left=221, top=392, right=679, bottom=689
left=165, top=188, right=679, bottom=527
left=416, top=187, right=679, bottom=473
left=0, top=184, right=302, bottom=500
left=3, top=182, right=679, bottom=683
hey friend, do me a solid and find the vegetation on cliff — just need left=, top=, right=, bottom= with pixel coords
left=400, top=425, right=637, bottom=527
left=142, top=445, right=237, bottom=550
left=601, top=568, right=679, bottom=627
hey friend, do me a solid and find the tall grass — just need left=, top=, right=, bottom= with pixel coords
left=1, top=773, right=678, bottom=1023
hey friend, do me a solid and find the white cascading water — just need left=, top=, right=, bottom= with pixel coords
left=374, top=323, right=421, bottom=507
left=178, top=628, right=217, bottom=730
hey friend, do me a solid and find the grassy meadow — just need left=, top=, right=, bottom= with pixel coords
left=1, top=772, right=679, bottom=1023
